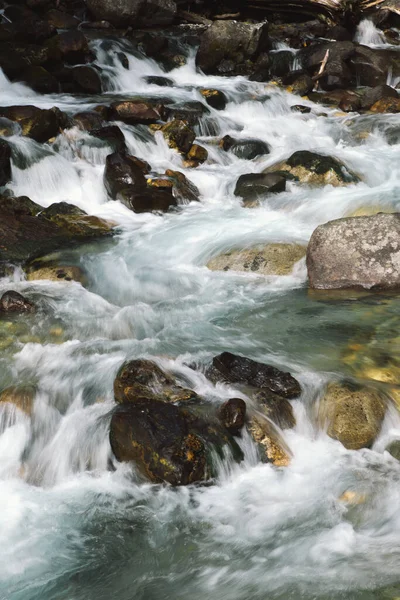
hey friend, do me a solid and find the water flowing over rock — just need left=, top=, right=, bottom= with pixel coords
left=26, top=265, right=86, bottom=284
left=218, top=398, right=247, bottom=435
left=264, top=151, right=360, bottom=187
left=0, top=385, right=35, bottom=415
left=319, top=382, right=386, bottom=449
left=234, top=173, right=286, bottom=202
left=307, top=213, right=400, bottom=290
left=208, top=352, right=301, bottom=399
left=207, top=244, right=306, bottom=276
left=0, top=195, right=113, bottom=273
left=0, top=291, right=35, bottom=314
left=247, top=413, right=292, bottom=466
left=114, top=359, right=199, bottom=404
left=221, top=136, right=270, bottom=160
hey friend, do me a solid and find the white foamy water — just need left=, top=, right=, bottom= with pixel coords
left=0, top=34, right=400, bottom=600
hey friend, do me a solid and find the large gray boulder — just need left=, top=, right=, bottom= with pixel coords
left=86, top=0, right=177, bottom=28
left=196, top=20, right=269, bottom=75
left=307, top=213, right=400, bottom=290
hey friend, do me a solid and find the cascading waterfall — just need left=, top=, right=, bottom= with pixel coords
left=1, top=30, right=400, bottom=600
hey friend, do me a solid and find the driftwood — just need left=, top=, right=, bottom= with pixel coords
left=179, top=0, right=400, bottom=26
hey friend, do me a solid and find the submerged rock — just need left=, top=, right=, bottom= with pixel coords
left=90, top=126, right=126, bottom=153
left=234, top=173, right=286, bottom=202
left=264, top=151, right=360, bottom=187
left=307, top=213, right=400, bottom=290
left=208, top=352, right=301, bottom=399
left=218, top=398, right=247, bottom=436
left=319, top=382, right=386, bottom=450
left=0, top=385, right=35, bottom=415
left=386, top=439, right=400, bottom=461
left=255, top=390, right=296, bottom=429
left=165, top=169, right=200, bottom=203
left=0, top=291, right=35, bottom=314
left=221, top=136, right=270, bottom=161
left=207, top=244, right=306, bottom=276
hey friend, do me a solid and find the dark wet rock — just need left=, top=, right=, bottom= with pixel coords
left=4, top=5, right=55, bottom=44
left=0, top=140, right=11, bottom=188
left=269, top=50, right=294, bottom=78
left=290, top=74, right=314, bottom=96
left=26, top=265, right=86, bottom=284
left=0, top=106, right=67, bottom=143
left=318, top=58, right=352, bottom=91
left=249, top=52, right=270, bottom=82
left=0, top=43, right=37, bottom=79
left=307, top=213, right=400, bottom=290
left=71, top=66, right=102, bottom=94
left=264, top=151, right=360, bottom=187
left=104, top=152, right=147, bottom=198
left=160, top=120, right=196, bottom=154
left=234, top=173, right=286, bottom=201
left=360, top=84, right=398, bottom=110
left=196, top=20, right=269, bottom=75
left=72, top=111, right=103, bottom=131
left=166, top=101, right=208, bottom=126
left=187, top=144, right=208, bottom=164
left=21, top=66, right=59, bottom=94
left=269, top=20, right=326, bottom=49
left=110, top=399, right=207, bottom=485
left=119, top=188, right=177, bottom=213
left=370, top=96, right=400, bottom=113
left=255, top=390, right=295, bottom=429
left=165, top=169, right=200, bottom=203
left=104, top=152, right=176, bottom=213
left=0, top=385, right=35, bottom=415
left=0, top=194, right=112, bottom=271
left=46, top=9, right=80, bottom=29
left=209, top=352, right=301, bottom=399
left=349, top=46, right=400, bottom=87
left=87, top=0, right=177, bottom=28
left=319, top=382, right=386, bottom=450
left=117, top=52, right=129, bottom=69
left=221, top=136, right=270, bottom=161
left=291, top=104, right=312, bottom=113
left=0, top=291, right=35, bottom=314
left=200, top=89, right=227, bottom=110
left=90, top=126, right=126, bottom=152
left=114, top=358, right=199, bottom=405
left=109, top=100, right=163, bottom=125
left=45, top=30, right=90, bottom=65
left=300, top=41, right=355, bottom=74
left=218, top=398, right=246, bottom=436
left=145, top=76, right=173, bottom=87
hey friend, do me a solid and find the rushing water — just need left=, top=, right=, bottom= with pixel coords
left=1, top=29, right=400, bottom=600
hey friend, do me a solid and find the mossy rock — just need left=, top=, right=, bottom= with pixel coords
left=0, top=385, right=36, bottom=415
left=264, top=151, right=360, bottom=187
left=319, top=382, right=386, bottom=449
left=207, top=244, right=306, bottom=276
left=26, top=265, right=86, bottom=284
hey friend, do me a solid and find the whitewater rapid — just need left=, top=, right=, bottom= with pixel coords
left=1, top=24, right=400, bottom=600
